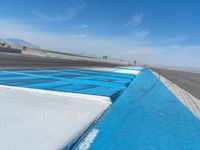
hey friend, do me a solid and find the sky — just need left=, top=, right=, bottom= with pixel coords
left=0, top=0, right=200, bottom=68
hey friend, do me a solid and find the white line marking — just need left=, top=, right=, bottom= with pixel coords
left=85, top=67, right=140, bottom=75
left=78, top=129, right=99, bottom=150
left=0, top=84, right=112, bottom=104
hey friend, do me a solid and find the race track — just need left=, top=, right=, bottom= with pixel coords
left=152, top=68, right=200, bottom=100
left=0, top=52, right=124, bottom=68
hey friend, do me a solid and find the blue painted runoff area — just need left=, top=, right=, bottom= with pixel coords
left=75, top=68, right=200, bottom=150
left=0, top=68, right=137, bottom=99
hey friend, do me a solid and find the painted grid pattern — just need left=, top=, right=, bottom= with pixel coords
left=0, top=67, right=138, bottom=100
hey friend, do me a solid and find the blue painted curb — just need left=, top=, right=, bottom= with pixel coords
left=75, top=68, right=200, bottom=150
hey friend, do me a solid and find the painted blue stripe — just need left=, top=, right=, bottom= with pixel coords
left=0, top=68, right=137, bottom=98
left=53, top=70, right=133, bottom=82
left=1, top=70, right=126, bottom=88
left=77, top=86, right=124, bottom=98
left=12, top=67, right=134, bottom=79
left=5, top=68, right=135, bottom=81
left=20, top=70, right=132, bottom=85
left=60, top=68, right=135, bottom=79
left=0, top=76, right=38, bottom=81
left=23, top=81, right=124, bottom=97
left=0, top=77, right=56, bottom=86
left=75, top=68, right=200, bottom=150
left=23, top=81, right=66, bottom=88
left=76, top=76, right=131, bottom=85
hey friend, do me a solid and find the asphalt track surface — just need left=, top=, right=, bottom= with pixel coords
left=0, top=52, right=124, bottom=68
left=152, top=68, right=200, bottom=100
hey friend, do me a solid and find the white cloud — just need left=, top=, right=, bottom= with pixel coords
left=131, top=30, right=150, bottom=40
left=74, top=24, right=89, bottom=29
left=30, top=0, right=87, bottom=21
left=30, top=10, right=71, bottom=22
left=169, top=35, right=189, bottom=42
left=69, top=0, right=87, bottom=10
left=125, top=13, right=143, bottom=27
left=0, top=19, right=199, bottom=68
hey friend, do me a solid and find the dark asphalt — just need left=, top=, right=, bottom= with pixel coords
left=0, top=52, right=126, bottom=68
left=152, top=68, right=200, bottom=100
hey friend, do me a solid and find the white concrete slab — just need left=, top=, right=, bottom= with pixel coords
left=0, top=87, right=110, bottom=150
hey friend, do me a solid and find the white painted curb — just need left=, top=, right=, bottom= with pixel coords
left=0, top=84, right=112, bottom=105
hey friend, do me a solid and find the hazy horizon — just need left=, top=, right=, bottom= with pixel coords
left=0, top=0, right=200, bottom=68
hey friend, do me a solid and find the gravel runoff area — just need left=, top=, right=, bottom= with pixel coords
left=0, top=52, right=127, bottom=68
left=152, top=68, right=200, bottom=100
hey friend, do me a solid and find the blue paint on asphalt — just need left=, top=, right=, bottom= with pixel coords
left=75, top=68, right=200, bottom=150
left=0, top=67, right=137, bottom=99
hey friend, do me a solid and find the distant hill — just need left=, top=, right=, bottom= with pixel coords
left=0, top=38, right=4, bottom=43
left=5, top=39, right=39, bottom=48
left=0, top=38, right=39, bottom=48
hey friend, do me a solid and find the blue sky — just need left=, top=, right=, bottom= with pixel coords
left=0, top=0, right=200, bottom=68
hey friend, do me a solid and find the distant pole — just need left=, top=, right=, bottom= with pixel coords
left=134, top=60, right=137, bottom=66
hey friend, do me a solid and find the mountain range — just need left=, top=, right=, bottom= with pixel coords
left=0, top=38, right=39, bottom=48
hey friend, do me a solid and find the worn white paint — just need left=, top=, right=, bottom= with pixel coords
left=78, top=129, right=99, bottom=150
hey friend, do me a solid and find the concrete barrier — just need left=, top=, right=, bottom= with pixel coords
left=0, top=47, right=22, bottom=53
